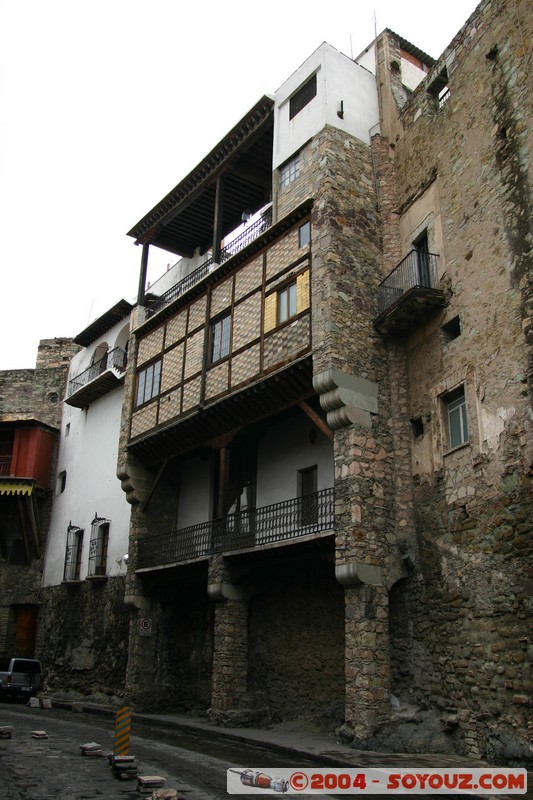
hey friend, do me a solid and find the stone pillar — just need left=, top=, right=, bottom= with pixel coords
left=123, top=595, right=157, bottom=704
left=208, top=556, right=248, bottom=721
left=342, top=580, right=390, bottom=739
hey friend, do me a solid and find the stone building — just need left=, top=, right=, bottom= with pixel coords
left=37, top=302, right=132, bottom=699
left=117, top=0, right=531, bottom=763
left=0, top=338, right=77, bottom=658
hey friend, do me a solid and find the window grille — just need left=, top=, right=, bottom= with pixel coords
left=88, top=516, right=110, bottom=577
left=63, top=524, right=83, bottom=581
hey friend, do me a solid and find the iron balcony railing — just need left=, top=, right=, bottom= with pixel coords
left=137, top=486, right=335, bottom=569
left=148, top=207, right=273, bottom=317
left=68, top=347, right=127, bottom=397
left=377, top=250, right=439, bottom=314
left=0, top=457, right=12, bottom=476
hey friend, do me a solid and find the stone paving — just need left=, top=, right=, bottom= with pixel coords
left=0, top=709, right=186, bottom=800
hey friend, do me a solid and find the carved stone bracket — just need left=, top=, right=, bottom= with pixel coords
left=313, top=368, right=378, bottom=429
left=117, top=458, right=153, bottom=506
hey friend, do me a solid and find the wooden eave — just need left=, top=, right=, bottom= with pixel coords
left=73, top=300, right=133, bottom=347
left=127, top=96, right=275, bottom=257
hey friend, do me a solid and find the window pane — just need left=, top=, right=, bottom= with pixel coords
left=220, top=316, right=231, bottom=358
left=449, top=406, right=462, bottom=448
left=288, top=283, right=297, bottom=317
left=212, top=322, right=221, bottom=361
left=447, top=390, right=468, bottom=448
left=153, top=360, right=161, bottom=397
left=144, top=365, right=154, bottom=402
left=136, top=371, right=146, bottom=407
left=299, top=222, right=310, bottom=248
left=279, top=288, right=288, bottom=323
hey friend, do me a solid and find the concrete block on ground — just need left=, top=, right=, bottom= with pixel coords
left=31, top=730, right=48, bottom=738
left=137, top=775, right=166, bottom=793
left=40, top=698, right=53, bottom=709
left=28, top=697, right=40, bottom=707
left=0, top=726, right=13, bottom=739
left=80, top=741, right=104, bottom=756
left=150, top=790, right=179, bottom=800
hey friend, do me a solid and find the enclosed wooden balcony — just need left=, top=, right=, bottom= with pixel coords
left=374, top=250, right=447, bottom=335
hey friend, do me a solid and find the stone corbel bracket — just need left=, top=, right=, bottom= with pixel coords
left=117, top=459, right=152, bottom=506
left=207, top=582, right=246, bottom=602
left=335, top=562, right=383, bottom=586
left=313, top=368, right=378, bottom=429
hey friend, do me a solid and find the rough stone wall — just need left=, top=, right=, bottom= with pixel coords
left=0, top=338, right=78, bottom=428
left=380, top=0, right=532, bottom=761
left=37, top=577, right=129, bottom=700
left=247, top=559, right=344, bottom=725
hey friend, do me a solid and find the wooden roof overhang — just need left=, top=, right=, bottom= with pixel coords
left=73, top=299, right=133, bottom=347
left=127, top=96, right=275, bottom=258
left=128, top=355, right=314, bottom=466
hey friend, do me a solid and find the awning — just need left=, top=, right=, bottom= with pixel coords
left=0, top=482, right=34, bottom=496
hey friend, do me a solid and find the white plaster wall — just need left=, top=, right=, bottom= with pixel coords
left=43, top=321, right=131, bottom=586
left=256, top=415, right=334, bottom=507
left=176, top=455, right=212, bottom=529
left=274, top=43, right=379, bottom=169
left=401, top=57, right=428, bottom=91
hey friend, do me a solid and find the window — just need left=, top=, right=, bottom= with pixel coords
left=57, top=470, right=67, bottom=494
left=446, top=387, right=468, bottom=449
left=299, top=221, right=311, bottom=248
left=299, top=465, right=318, bottom=526
left=279, top=154, right=300, bottom=189
left=429, top=68, right=450, bottom=109
left=442, top=315, right=461, bottom=342
left=63, top=524, right=83, bottom=582
left=278, top=281, right=297, bottom=324
left=289, top=73, right=317, bottom=119
left=88, top=516, right=110, bottom=577
left=135, top=360, right=161, bottom=407
left=211, top=314, right=231, bottom=363
left=413, top=231, right=430, bottom=287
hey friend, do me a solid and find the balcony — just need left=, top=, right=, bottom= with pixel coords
left=373, top=250, right=447, bottom=335
left=137, top=486, right=335, bottom=570
left=147, top=207, right=273, bottom=317
left=66, top=347, right=127, bottom=409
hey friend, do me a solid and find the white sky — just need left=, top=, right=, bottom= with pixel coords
left=0, top=0, right=480, bottom=369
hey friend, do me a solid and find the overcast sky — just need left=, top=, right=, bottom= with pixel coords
left=0, top=0, right=480, bottom=369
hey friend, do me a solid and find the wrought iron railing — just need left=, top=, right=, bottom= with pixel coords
left=68, top=347, right=127, bottom=397
left=377, top=250, right=439, bottom=314
left=137, top=486, right=335, bottom=569
left=147, top=207, right=273, bottom=316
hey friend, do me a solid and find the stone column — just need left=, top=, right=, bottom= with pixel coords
left=208, top=556, right=248, bottom=722
left=342, top=580, right=390, bottom=739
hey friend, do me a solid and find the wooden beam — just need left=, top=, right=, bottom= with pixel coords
left=141, top=460, right=169, bottom=512
left=299, top=401, right=334, bottom=440
left=27, top=494, right=40, bottom=558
